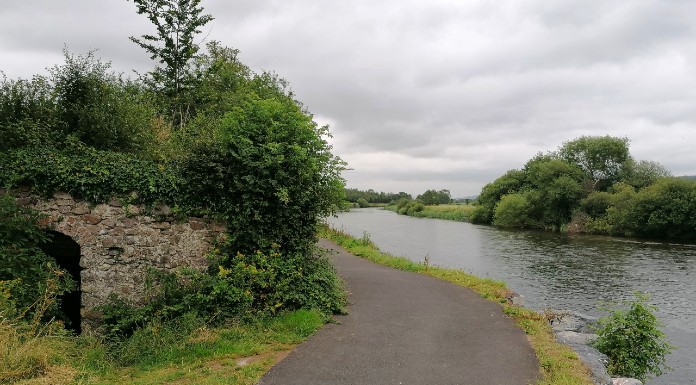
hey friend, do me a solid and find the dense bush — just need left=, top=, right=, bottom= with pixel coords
left=100, top=246, right=345, bottom=339
left=0, top=51, right=157, bottom=155
left=493, top=193, right=532, bottom=228
left=593, top=293, right=674, bottom=381
left=0, top=141, right=178, bottom=208
left=472, top=136, right=692, bottom=240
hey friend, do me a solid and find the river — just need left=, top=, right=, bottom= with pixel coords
left=325, top=208, right=695, bottom=385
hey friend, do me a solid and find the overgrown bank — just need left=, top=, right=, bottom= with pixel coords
left=378, top=136, right=696, bottom=242
left=319, top=225, right=595, bottom=385
left=1, top=1, right=347, bottom=383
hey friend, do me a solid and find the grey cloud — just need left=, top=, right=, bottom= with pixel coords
left=1, top=0, right=695, bottom=196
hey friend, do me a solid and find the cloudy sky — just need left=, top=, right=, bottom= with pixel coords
left=1, top=0, right=695, bottom=197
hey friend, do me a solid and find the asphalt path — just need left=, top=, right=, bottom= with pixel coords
left=257, top=239, right=539, bottom=385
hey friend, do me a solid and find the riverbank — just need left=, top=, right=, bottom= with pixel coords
left=319, top=225, right=595, bottom=385
left=385, top=203, right=475, bottom=221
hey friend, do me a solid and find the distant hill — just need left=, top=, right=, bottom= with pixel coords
left=678, top=175, right=696, bottom=180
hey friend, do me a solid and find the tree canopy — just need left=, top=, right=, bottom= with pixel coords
left=471, top=136, right=693, bottom=240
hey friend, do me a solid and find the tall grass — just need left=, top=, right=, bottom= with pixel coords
left=1, top=276, right=325, bottom=385
left=319, top=225, right=595, bottom=385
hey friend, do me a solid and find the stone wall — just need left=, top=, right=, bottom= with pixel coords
left=4, top=187, right=226, bottom=330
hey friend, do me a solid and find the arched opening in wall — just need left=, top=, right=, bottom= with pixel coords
left=41, top=231, right=82, bottom=334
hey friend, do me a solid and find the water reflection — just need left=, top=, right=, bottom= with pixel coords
left=326, top=208, right=696, bottom=385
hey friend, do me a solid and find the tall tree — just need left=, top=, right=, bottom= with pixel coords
left=128, top=0, right=213, bottom=127
left=558, top=135, right=630, bottom=191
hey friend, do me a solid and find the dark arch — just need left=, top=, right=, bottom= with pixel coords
left=41, top=231, right=82, bottom=334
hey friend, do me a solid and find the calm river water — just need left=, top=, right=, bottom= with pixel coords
left=326, top=208, right=695, bottom=385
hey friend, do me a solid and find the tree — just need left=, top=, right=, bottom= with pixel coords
left=620, top=159, right=672, bottom=190
left=471, top=169, right=526, bottom=224
left=416, top=189, right=451, bottom=205
left=129, top=0, right=214, bottom=127
left=558, top=136, right=630, bottom=191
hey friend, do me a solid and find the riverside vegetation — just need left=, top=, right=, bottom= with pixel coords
left=1, top=1, right=346, bottom=383
left=379, top=136, right=696, bottom=242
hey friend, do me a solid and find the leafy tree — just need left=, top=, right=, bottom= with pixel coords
left=558, top=135, right=630, bottom=191
left=417, top=189, right=451, bottom=205
left=524, top=157, right=585, bottom=229
left=620, top=159, right=672, bottom=190
left=176, top=75, right=345, bottom=256
left=129, top=0, right=214, bottom=127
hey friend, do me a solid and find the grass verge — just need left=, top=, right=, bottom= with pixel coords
left=385, top=203, right=476, bottom=222
left=319, top=225, right=594, bottom=385
left=2, top=309, right=324, bottom=385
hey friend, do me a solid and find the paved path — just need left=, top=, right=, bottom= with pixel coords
left=257, top=239, right=539, bottom=385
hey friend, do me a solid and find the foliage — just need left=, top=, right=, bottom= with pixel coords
left=471, top=169, right=526, bottom=224
left=0, top=142, right=178, bottom=208
left=627, top=178, right=696, bottom=239
left=0, top=195, right=73, bottom=320
left=0, top=52, right=158, bottom=155
left=414, top=204, right=475, bottom=222
left=129, top=0, right=214, bottom=127
left=593, top=293, right=674, bottom=381
left=471, top=136, right=691, bottom=240
left=620, top=159, right=672, bottom=190
left=344, top=188, right=410, bottom=205
left=175, top=83, right=345, bottom=256
left=2, top=5, right=347, bottom=369
left=416, top=189, right=451, bottom=205
left=395, top=200, right=424, bottom=215
left=99, top=246, right=345, bottom=340
left=558, top=136, right=629, bottom=191
left=493, top=193, right=533, bottom=228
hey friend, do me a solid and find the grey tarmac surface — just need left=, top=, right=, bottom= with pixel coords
left=257, top=239, right=539, bottom=385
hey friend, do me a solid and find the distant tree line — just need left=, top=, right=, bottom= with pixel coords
left=471, top=136, right=696, bottom=241
left=344, top=188, right=411, bottom=207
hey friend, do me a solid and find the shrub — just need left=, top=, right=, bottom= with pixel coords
left=99, top=246, right=345, bottom=340
left=493, top=193, right=532, bottom=228
left=593, top=293, right=674, bottom=382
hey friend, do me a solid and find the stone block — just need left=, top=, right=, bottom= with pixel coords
left=53, top=192, right=72, bottom=200
left=612, top=379, right=642, bottom=385
left=190, top=221, right=206, bottom=230
left=83, top=214, right=101, bottom=225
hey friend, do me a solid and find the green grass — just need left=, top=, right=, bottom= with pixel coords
left=386, top=203, right=476, bottom=222
left=5, top=310, right=324, bottom=385
left=319, top=225, right=595, bottom=385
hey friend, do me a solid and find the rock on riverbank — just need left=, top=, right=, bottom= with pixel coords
left=548, top=311, right=643, bottom=385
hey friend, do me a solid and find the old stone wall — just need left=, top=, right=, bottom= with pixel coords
left=5, top=187, right=226, bottom=329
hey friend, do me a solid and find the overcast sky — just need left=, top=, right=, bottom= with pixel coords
left=1, top=0, right=695, bottom=197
